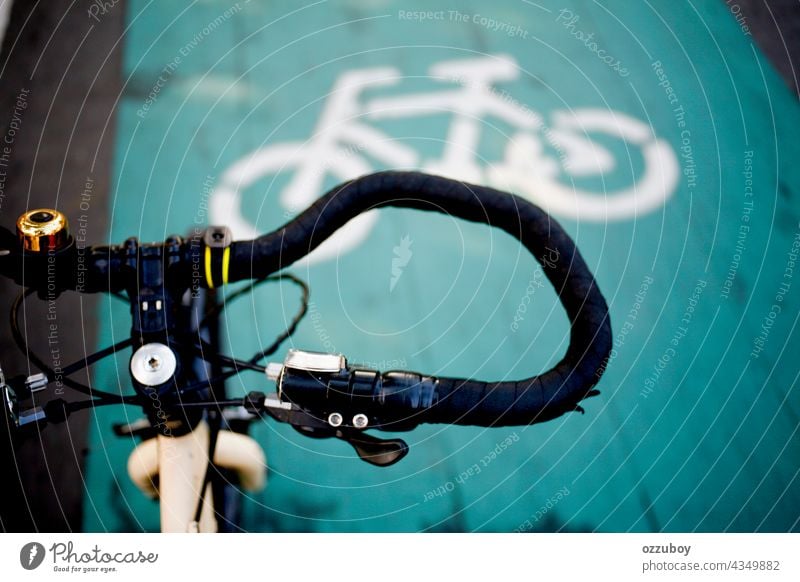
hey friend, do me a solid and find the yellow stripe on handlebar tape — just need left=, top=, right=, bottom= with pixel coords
left=222, top=246, right=230, bottom=285
left=204, top=246, right=214, bottom=289
left=204, top=245, right=231, bottom=289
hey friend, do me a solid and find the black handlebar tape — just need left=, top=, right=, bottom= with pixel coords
left=230, top=171, right=611, bottom=426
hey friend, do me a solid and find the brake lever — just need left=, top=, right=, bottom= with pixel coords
left=336, top=429, right=408, bottom=467
left=245, top=391, right=409, bottom=467
left=292, top=424, right=409, bottom=467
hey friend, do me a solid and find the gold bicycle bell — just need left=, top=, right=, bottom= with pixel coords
left=16, top=208, right=70, bottom=252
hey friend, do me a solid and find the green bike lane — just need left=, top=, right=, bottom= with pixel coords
left=84, top=0, right=800, bottom=532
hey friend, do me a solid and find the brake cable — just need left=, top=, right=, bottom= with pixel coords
left=10, top=288, right=138, bottom=404
left=182, top=272, right=310, bottom=393
left=197, top=272, right=309, bottom=364
left=9, top=272, right=310, bottom=406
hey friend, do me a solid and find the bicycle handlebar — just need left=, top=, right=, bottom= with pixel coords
left=233, top=171, right=611, bottom=426
left=0, top=171, right=611, bottom=429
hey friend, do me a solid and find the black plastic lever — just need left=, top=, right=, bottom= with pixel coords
left=339, top=429, right=409, bottom=467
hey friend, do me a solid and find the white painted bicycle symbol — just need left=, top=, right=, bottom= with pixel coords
left=211, top=54, right=678, bottom=264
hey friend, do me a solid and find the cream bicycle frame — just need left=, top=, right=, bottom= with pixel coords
left=127, top=420, right=267, bottom=532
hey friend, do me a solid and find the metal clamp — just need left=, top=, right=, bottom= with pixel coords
left=202, top=226, right=233, bottom=289
left=25, top=373, right=48, bottom=394
left=283, top=349, right=345, bottom=372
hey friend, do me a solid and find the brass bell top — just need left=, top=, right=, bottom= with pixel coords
left=16, top=209, right=70, bottom=252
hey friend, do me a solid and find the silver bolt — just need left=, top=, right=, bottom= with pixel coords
left=146, top=355, right=162, bottom=371
left=328, top=412, right=343, bottom=427
left=352, top=413, right=369, bottom=429
left=130, top=343, right=176, bottom=387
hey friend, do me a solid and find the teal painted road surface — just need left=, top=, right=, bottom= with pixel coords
left=84, top=0, right=800, bottom=532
